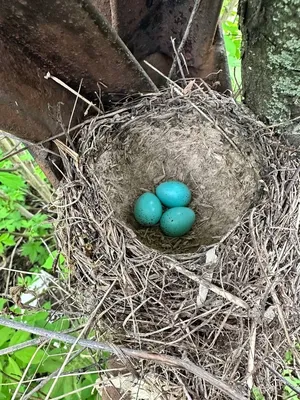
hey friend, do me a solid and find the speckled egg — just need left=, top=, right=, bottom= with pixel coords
left=134, top=193, right=163, bottom=226
left=156, top=181, right=191, bottom=208
left=160, top=207, right=195, bottom=237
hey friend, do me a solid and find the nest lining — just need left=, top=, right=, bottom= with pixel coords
left=55, top=85, right=300, bottom=399
left=93, top=111, right=259, bottom=253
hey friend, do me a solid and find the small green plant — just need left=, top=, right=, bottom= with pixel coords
left=0, top=147, right=92, bottom=398
left=0, top=301, right=101, bottom=399
left=252, top=386, right=265, bottom=400
left=282, top=347, right=300, bottom=399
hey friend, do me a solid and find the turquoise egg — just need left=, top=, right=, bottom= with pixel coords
left=134, top=193, right=163, bottom=226
left=156, top=181, right=191, bottom=208
left=160, top=207, right=195, bottom=237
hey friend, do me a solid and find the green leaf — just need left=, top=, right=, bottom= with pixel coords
left=62, top=376, right=78, bottom=400
left=37, top=356, right=63, bottom=374
left=44, top=318, right=70, bottom=332
left=14, top=347, right=45, bottom=365
left=0, top=172, right=25, bottom=190
left=0, top=327, right=14, bottom=348
left=80, top=375, right=98, bottom=400
left=224, top=35, right=237, bottom=59
left=0, top=360, right=3, bottom=385
left=43, top=301, right=52, bottom=310
left=4, top=356, right=22, bottom=379
left=284, top=349, right=294, bottom=365
left=252, top=386, right=265, bottom=400
left=43, top=375, right=66, bottom=397
left=0, top=299, right=8, bottom=310
left=41, top=254, right=56, bottom=270
left=9, top=330, right=31, bottom=346
left=0, top=207, right=9, bottom=219
left=21, top=240, right=47, bottom=264
left=0, top=234, right=15, bottom=247
left=21, top=311, right=49, bottom=326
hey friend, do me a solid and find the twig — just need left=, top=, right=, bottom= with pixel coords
left=168, top=0, right=202, bottom=78
left=44, top=280, right=116, bottom=400
left=262, top=359, right=300, bottom=396
left=170, top=38, right=187, bottom=85
left=246, top=319, right=257, bottom=389
left=0, top=317, right=247, bottom=400
left=44, top=72, right=102, bottom=114
left=12, top=341, right=48, bottom=400
left=0, top=338, right=46, bottom=357
left=5, top=237, right=23, bottom=296
left=22, top=348, right=85, bottom=400
left=170, top=262, right=249, bottom=310
left=0, top=120, right=89, bottom=163
left=144, top=60, right=243, bottom=155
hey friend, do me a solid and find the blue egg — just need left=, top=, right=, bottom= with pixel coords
left=156, top=181, right=191, bottom=208
left=134, top=193, right=163, bottom=226
left=160, top=207, right=195, bottom=237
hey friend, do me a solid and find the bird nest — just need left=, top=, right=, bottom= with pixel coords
left=55, top=84, right=300, bottom=400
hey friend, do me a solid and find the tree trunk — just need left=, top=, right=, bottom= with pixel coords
left=239, top=0, right=300, bottom=123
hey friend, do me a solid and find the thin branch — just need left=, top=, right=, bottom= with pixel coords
left=44, top=72, right=102, bottom=115
left=144, top=60, right=243, bottom=155
left=170, top=261, right=249, bottom=310
left=5, top=237, right=23, bottom=296
left=22, top=348, right=85, bottom=400
left=168, top=0, right=202, bottom=78
left=0, top=120, right=89, bottom=163
left=0, top=317, right=247, bottom=400
left=262, top=359, right=300, bottom=396
left=0, top=338, right=45, bottom=357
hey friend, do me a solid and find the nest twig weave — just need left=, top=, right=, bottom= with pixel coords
left=55, top=85, right=300, bottom=399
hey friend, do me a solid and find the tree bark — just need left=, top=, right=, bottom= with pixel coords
left=239, top=0, right=300, bottom=123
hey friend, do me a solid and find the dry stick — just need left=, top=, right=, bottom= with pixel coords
left=0, top=100, right=150, bottom=163
left=22, top=348, right=85, bottom=400
left=261, top=359, right=300, bottom=396
left=44, top=72, right=102, bottom=115
left=250, top=209, right=300, bottom=366
left=5, top=237, right=23, bottom=296
left=170, top=262, right=249, bottom=310
left=168, top=0, right=202, bottom=79
left=0, top=324, right=86, bottom=357
left=144, top=60, right=243, bottom=155
left=0, top=317, right=247, bottom=400
left=170, top=37, right=187, bottom=86
left=12, top=341, right=48, bottom=400
left=0, top=121, right=88, bottom=163
left=246, top=319, right=257, bottom=390
left=0, top=338, right=46, bottom=357
left=44, top=280, right=116, bottom=400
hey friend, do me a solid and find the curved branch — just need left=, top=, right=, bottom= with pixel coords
left=0, top=316, right=246, bottom=400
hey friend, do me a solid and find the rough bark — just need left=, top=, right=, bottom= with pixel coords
left=239, top=0, right=300, bottom=123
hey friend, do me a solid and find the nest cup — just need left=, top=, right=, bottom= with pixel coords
left=55, top=87, right=300, bottom=398
left=91, top=98, right=260, bottom=253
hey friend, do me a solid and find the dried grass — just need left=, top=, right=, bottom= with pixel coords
left=54, top=83, right=300, bottom=399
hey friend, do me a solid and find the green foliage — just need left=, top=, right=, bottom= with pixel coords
left=252, top=386, right=265, bottom=400
left=0, top=151, right=53, bottom=268
left=0, top=149, right=100, bottom=399
left=0, top=309, right=101, bottom=399
left=221, top=0, right=242, bottom=96
left=282, top=347, right=300, bottom=399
